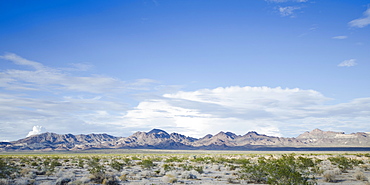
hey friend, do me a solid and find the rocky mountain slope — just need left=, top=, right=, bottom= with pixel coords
left=1, top=129, right=369, bottom=151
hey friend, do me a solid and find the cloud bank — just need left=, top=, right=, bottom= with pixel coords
left=121, top=86, right=370, bottom=138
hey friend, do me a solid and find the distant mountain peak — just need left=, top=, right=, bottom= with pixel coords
left=245, top=131, right=260, bottom=136
left=146, top=129, right=170, bottom=139
left=148, top=129, right=168, bottom=135
left=214, top=131, right=237, bottom=139
left=225, top=132, right=237, bottom=137
left=312, top=128, right=323, bottom=133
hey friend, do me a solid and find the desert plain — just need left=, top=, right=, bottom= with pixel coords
left=1, top=150, right=370, bottom=185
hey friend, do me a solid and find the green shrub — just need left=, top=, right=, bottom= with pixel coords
left=165, top=156, right=183, bottom=163
left=140, top=159, right=154, bottom=169
left=240, top=163, right=268, bottom=183
left=239, top=155, right=316, bottom=185
left=78, top=159, right=84, bottom=168
left=110, top=160, right=123, bottom=171
left=51, top=160, right=62, bottom=167
left=179, top=164, right=194, bottom=171
left=122, top=158, right=131, bottom=166
left=328, top=156, right=363, bottom=172
left=233, top=158, right=250, bottom=165
left=163, top=163, right=174, bottom=172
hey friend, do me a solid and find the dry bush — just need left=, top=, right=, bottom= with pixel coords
left=211, top=164, right=221, bottom=171
left=21, top=168, right=36, bottom=179
left=70, top=176, right=90, bottom=185
left=20, top=168, right=30, bottom=176
left=332, top=167, right=342, bottom=175
left=139, top=170, right=156, bottom=178
left=323, top=170, right=336, bottom=182
left=101, top=174, right=119, bottom=185
left=119, top=174, right=127, bottom=181
left=162, top=173, right=177, bottom=183
left=55, top=177, right=72, bottom=185
left=361, top=164, right=370, bottom=171
left=14, top=178, right=34, bottom=185
left=0, top=179, right=11, bottom=185
left=39, top=181, right=54, bottom=185
left=132, top=173, right=143, bottom=180
left=354, top=170, right=367, bottom=181
left=181, top=171, right=198, bottom=179
left=89, top=172, right=106, bottom=184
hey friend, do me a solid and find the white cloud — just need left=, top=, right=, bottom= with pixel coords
left=278, top=6, right=300, bottom=17
left=338, top=59, right=357, bottom=67
left=121, top=86, right=370, bottom=138
left=122, top=87, right=309, bottom=137
left=349, top=7, right=370, bottom=28
left=26, top=125, right=46, bottom=137
left=332, top=35, right=348, bottom=39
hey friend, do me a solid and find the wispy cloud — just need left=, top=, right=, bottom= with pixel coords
left=338, top=59, right=357, bottom=67
left=0, top=53, right=160, bottom=141
left=349, top=7, right=370, bottom=28
left=0, top=53, right=157, bottom=94
left=264, top=0, right=308, bottom=17
left=279, top=6, right=300, bottom=17
left=332, top=35, right=348, bottom=40
left=61, top=63, right=93, bottom=72
left=1, top=53, right=44, bottom=70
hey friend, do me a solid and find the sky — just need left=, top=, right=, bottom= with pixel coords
left=1, top=0, right=370, bottom=141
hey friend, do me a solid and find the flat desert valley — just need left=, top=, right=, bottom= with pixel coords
left=1, top=150, right=370, bottom=185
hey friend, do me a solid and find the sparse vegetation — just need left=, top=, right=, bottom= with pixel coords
left=0, top=158, right=18, bottom=178
left=0, top=151, right=368, bottom=184
left=328, top=155, right=364, bottom=172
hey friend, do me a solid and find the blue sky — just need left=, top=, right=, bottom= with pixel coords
left=1, top=0, right=370, bottom=141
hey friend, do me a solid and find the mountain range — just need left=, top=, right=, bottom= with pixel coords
left=1, top=129, right=369, bottom=151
